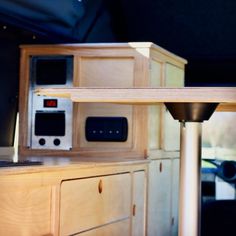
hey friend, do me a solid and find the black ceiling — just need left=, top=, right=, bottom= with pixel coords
left=110, top=0, right=236, bottom=57
left=1, top=0, right=236, bottom=87
left=107, top=0, right=236, bottom=86
left=0, top=0, right=235, bottom=146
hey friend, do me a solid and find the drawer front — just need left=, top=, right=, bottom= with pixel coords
left=76, top=219, right=130, bottom=236
left=60, top=173, right=131, bottom=235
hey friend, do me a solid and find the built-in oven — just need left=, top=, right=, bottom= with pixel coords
left=28, top=55, right=73, bottom=150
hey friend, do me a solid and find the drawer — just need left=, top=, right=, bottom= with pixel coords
left=60, top=173, right=131, bottom=235
left=76, top=219, right=130, bottom=236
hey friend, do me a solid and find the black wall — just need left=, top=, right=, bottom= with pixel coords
left=107, top=0, right=236, bottom=86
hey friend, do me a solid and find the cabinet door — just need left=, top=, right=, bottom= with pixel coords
left=76, top=219, right=130, bottom=236
left=148, top=159, right=172, bottom=236
left=132, top=171, right=146, bottom=236
left=77, top=57, right=134, bottom=150
left=163, top=63, right=184, bottom=151
left=171, top=159, right=180, bottom=236
left=0, top=186, right=52, bottom=236
left=60, top=173, right=131, bottom=236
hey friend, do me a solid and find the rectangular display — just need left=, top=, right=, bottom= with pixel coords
left=35, top=111, right=65, bottom=136
left=36, top=59, right=67, bottom=85
left=43, top=99, right=58, bottom=108
left=30, top=56, right=73, bottom=85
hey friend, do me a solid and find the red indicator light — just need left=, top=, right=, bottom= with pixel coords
left=44, top=99, right=58, bottom=108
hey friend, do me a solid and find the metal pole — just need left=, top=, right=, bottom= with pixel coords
left=178, top=122, right=202, bottom=236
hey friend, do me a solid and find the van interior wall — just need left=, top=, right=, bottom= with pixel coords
left=0, top=0, right=115, bottom=147
left=1, top=0, right=236, bottom=146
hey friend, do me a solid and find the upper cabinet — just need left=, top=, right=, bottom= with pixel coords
left=19, top=43, right=187, bottom=158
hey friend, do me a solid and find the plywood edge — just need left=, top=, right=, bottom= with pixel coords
left=35, top=87, right=236, bottom=108
left=19, top=42, right=187, bottom=65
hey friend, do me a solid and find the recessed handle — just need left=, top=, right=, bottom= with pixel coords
left=133, top=204, right=136, bottom=216
left=159, top=162, right=163, bottom=172
left=98, top=179, right=103, bottom=194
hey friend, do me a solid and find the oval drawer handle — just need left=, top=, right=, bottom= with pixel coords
left=98, top=180, right=103, bottom=194
left=133, top=204, right=136, bottom=216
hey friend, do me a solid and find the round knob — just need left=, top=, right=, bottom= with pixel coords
left=39, top=138, right=46, bottom=146
left=53, top=138, right=61, bottom=146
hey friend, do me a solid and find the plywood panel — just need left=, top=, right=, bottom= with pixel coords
left=165, top=63, right=184, bottom=87
left=148, top=60, right=162, bottom=150
left=163, top=64, right=184, bottom=151
left=147, top=160, right=172, bottom=236
left=132, top=171, right=146, bottom=236
left=79, top=57, right=134, bottom=87
left=163, top=110, right=181, bottom=151
left=76, top=57, right=134, bottom=150
left=60, top=173, right=131, bottom=235
left=150, top=60, right=162, bottom=87
left=148, top=105, right=161, bottom=150
left=0, top=186, right=52, bottom=236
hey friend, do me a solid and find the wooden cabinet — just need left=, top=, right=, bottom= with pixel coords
left=147, top=159, right=180, bottom=236
left=60, top=174, right=131, bottom=235
left=19, top=42, right=187, bottom=158
left=0, top=161, right=147, bottom=236
left=17, top=42, right=187, bottom=235
left=60, top=170, right=147, bottom=236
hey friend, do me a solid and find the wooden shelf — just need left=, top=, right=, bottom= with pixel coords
left=35, top=87, right=236, bottom=111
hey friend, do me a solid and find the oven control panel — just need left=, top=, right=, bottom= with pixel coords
left=28, top=55, right=73, bottom=150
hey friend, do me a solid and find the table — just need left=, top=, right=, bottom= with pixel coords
left=36, top=87, right=236, bottom=236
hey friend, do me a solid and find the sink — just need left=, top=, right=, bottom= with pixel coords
left=0, top=160, right=43, bottom=167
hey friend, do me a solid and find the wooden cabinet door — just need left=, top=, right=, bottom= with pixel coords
left=163, top=63, right=184, bottom=151
left=60, top=173, right=131, bottom=236
left=132, top=171, right=146, bottom=236
left=147, top=159, right=172, bottom=236
left=171, top=159, right=180, bottom=236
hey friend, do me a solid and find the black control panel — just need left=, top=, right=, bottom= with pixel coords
left=85, top=117, right=128, bottom=142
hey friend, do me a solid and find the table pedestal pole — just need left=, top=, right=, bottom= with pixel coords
left=179, top=122, right=201, bottom=236
left=165, top=103, right=218, bottom=236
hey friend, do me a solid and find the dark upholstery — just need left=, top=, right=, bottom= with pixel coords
left=201, top=200, right=236, bottom=236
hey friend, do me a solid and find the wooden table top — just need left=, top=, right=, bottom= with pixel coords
left=35, top=87, right=236, bottom=111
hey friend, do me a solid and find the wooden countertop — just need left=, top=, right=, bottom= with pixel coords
left=0, top=156, right=149, bottom=176
left=35, top=87, right=236, bottom=111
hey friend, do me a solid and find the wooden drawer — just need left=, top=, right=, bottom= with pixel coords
left=76, top=219, right=130, bottom=236
left=60, top=173, right=131, bottom=235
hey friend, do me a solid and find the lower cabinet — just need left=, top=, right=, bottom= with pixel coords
left=59, top=168, right=147, bottom=236
left=60, top=173, right=131, bottom=235
left=0, top=163, right=147, bottom=236
left=147, top=159, right=180, bottom=236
